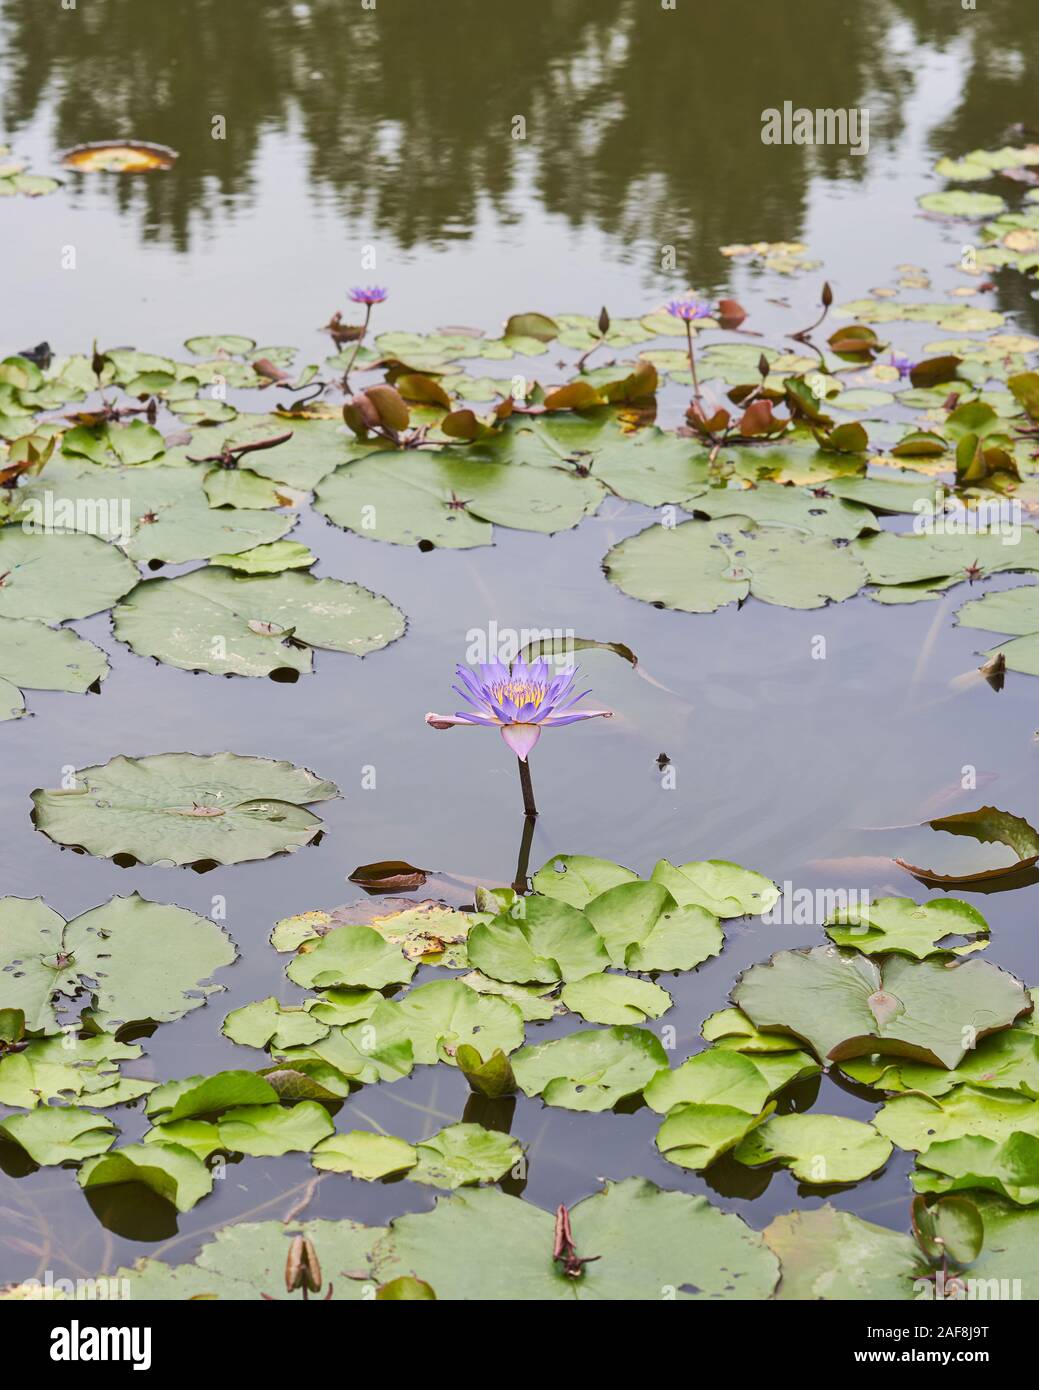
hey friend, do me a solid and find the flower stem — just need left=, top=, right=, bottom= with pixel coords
left=685, top=321, right=701, bottom=401
left=517, top=757, right=538, bottom=818
left=340, top=302, right=372, bottom=391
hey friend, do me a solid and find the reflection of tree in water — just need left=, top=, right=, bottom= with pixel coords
left=0, top=0, right=1030, bottom=264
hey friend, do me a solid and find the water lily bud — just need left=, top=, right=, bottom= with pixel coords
left=597, top=306, right=610, bottom=336
left=821, top=281, right=833, bottom=307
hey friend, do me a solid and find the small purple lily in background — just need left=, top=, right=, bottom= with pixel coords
left=340, top=287, right=388, bottom=389
left=666, top=298, right=714, bottom=322
left=348, top=286, right=389, bottom=306
left=890, top=351, right=916, bottom=380
left=426, top=659, right=613, bottom=817
left=667, top=297, right=714, bottom=400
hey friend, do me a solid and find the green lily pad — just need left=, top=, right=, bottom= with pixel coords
left=184, top=335, right=257, bottom=357
left=109, top=1216, right=383, bottom=1299
left=656, top=1101, right=774, bottom=1171
left=122, top=496, right=295, bottom=565
left=0, top=528, right=139, bottom=622
left=312, top=1130, right=419, bottom=1180
left=874, top=1085, right=1039, bottom=1152
left=286, top=925, right=416, bottom=991
left=644, top=1049, right=775, bottom=1116
left=956, top=584, right=1039, bottom=676
left=0, top=893, right=235, bottom=1034
left=530, top=854, right=639, bottom=907
left=764, top=1206, right=922, bottom=1300
left=215, top=1101, right=334, bottom=1156
left=63, top=420, right=166, bottom=467
left=560, top=974, right=672, bottom=1025
left=912, top=1131, right=1039, bottom=1204
left=340, top=979, right=525, bottom=1066
left=222, top=997, right=329, bottom=1050
left=78, top=1142, right=213, bottom=1211
left=840, top=1028, right=1039, bottom=1098
left=824, top=896, right=990, bottom=959
left=146, top=1071, right=280, bottom=1122
left=583, top=881, right=723, bottom=971
left=409, top=1123, right=522, bottom=1189
left=456, top=971, right=560, bottom=1022
left=650, top=859, right=779, bottom=918
left=0, top=1034, right=148, bottom=1109
left=0, top=1105, right=115, bottom=1165
left=702, top=1006, right=813, bottom=1053
left=467, top=896, right=610, bottom=984
left=732, top=945, right=1031, bottom=1068
left=31, top=751, right=338, bottom=866
left=210, top=541, right=316, bottom=573
left=314, top=452, right=603, bottom=548
left=511, top=1025, right=667, bottom=1111
left=689, top=483, right=872, bottom=540
left=735, top=1113, right=892, bottom=1183
left=0, top=618, right=108, bottom=696
left=604, top=517, right=868, bottom=612
left=369, top=1178, right=779, bottom=1300
left=113, top=568, right=404, bottom=677
left=918, top=190, right=1007, bottom=217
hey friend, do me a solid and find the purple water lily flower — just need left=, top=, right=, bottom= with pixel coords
left=348, top=286, right=388, bottom=305
left=890, top=351, right=916, bottom=380
left=667, top=298, right=714, bottom=322
left=426, top=659, right=613, bottom=761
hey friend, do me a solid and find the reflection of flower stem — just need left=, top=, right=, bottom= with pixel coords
left=517, top=758, right=538, bottom=819
left=512, top=809, right=537, bottom=895
left=685, top=321, right=701, bottom=401
left=340, top=302, right=373, bottom=391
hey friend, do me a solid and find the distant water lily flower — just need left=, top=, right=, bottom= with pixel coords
left=348, top=286, right=388, bottom=305
left=890, top=351, right=916, bottom=379
left=426, top=660, right=612, bottom=761
left=667, top=298, right=714, bottom=322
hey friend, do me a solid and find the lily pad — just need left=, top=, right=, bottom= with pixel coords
left=409, top=1123, right=522, bottom=1189
left=764, top=1206, right=922, bottom=1300
left=286, top=925, right=416, bottom=991
left=0, top=618, right=108, bottom=695
left=222, top=997, right=329, bottom=1050
left=0, top=893, right=235, bottom=1034
left=78, top=1142, right=212, bottom=1212
left=735, top=1113, right=892, bottom=1183
left=0, top=1105, right=115, bottom=1165
left=912, top=1131, right=1039, bottom=1205
left=583, top=881, right=723, bottom=972
left=874, top=1085, right=1039, bottom=1152
left=530, top=854, right=638, bottom=908
left=467, top=896, right=610, bottom=984
left=603, top=517, right=867, bottom=612
left=560, top=974, right=672, bottom=1025
left=108, top=1216, right=382, bottom=1299
left=215, top=1101, right=334, bottom=1156
left=340, top=980, right=525, bottom=1066
left=314, top=452, right=603, bottom=548
left=113, top=569, right=404, bottom=677
left=0, top=528, right=139, bottom=622
left=956, top=584, right=1039, bottom=676
left=894, top=806, right=1039, bottom=887
left=655, top=1101, right=774, bottom=1171
left=0, top=1034, right=150, bottom=1109
left=31, top=751, right=338, bottom=866
left=312, top=1131, right=418, bottom=1180
left=650, top=859, right=779, bottom=918
left=369, top=1178, right=779, bottom=1300
left=644, top=1049, right=775, bottom=1116
left=510, top=1025, right=667, bottom=1111
left=824, top=896, right=990, bottom=959
left=732, top=945, right=1031, bottom=1068
left=918, top=190, right=1007, bottom=217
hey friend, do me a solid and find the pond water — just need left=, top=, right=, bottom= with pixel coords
left=1, top=0, right=1039, bottom=1289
